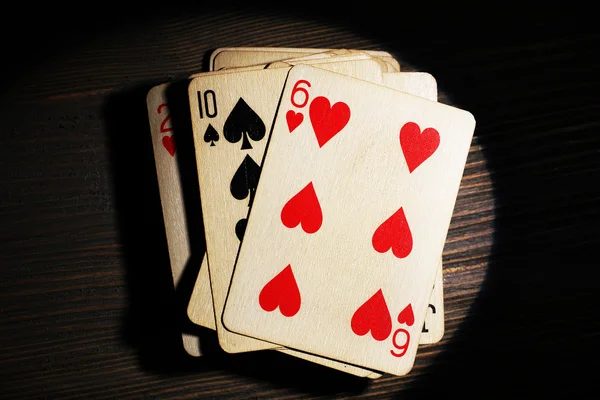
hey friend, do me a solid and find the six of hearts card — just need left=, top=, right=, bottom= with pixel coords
left=222, top=65, right=475, bottom=376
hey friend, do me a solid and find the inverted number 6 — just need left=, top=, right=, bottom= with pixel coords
left=390, top=328, right=410, bottom=358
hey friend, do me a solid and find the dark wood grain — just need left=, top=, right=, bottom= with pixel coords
left=2, top=3, right=599, bottom=399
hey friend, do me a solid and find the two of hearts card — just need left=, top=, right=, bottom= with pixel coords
left=147, top=47, right=475, bottom=378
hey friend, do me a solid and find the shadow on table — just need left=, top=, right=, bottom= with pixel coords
left=102, top=80, right=215, bottom=368
left=101, top=63, right=371, bottom=396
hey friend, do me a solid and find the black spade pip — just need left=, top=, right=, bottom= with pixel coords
left=223, top=98, right=266, bottom=150
left=230, top=154, right=261, bottom=207
left=230, top=155, right=261, bottom=240
left=203, top=124, right=219, bottom=146
left=235, top=218, right=248, bottom=241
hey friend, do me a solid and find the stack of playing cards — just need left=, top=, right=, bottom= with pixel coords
left=147, top=47, right=475, bottom=378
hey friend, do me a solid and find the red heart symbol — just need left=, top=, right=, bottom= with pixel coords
left=309, top=96, right=350, bottom=147
left=397, top=304, right=415, bottom=326
left=400, top=122, right=440, bottom=173
left=280, top=182, right=322, bottom=234
left=162, top=135, right=176, bottom=157
left=286, top=110, right=304, bottom=133
left=372, top=207, right=413, bottom=258
left=351, top=289, right=392, bottom=341
left=259, top=265, right=301, bottom=317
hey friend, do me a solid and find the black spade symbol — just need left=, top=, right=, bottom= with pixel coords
left=203, top=124, right=219, bottom=146
left=223, top=98, right=266, bottom=150
left=230, top=154, right=261, bottom=208
left=235, top=218, right=248, bottom=241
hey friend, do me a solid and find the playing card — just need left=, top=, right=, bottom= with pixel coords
left=189, top=60, right=381, bottom=353
left=222, top=65, right=475, bottom=375
left=146, top=83, right=214, bottom=357
left=188, top=61, right=386, bottom=378
left=210, top=47, right=400, bottom=72
left=187, top=58, right=385, bottom=336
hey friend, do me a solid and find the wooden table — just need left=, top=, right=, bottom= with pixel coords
left=2, top=4, right=599, bottom=398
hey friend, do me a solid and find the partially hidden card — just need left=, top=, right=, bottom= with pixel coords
left=223, top=65, right=475, bottom=376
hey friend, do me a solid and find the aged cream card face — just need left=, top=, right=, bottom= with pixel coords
left=223, top=65, right=474, bottom=376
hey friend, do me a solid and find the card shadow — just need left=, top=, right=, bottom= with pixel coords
left=102, top=81, right=216, bottom=372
